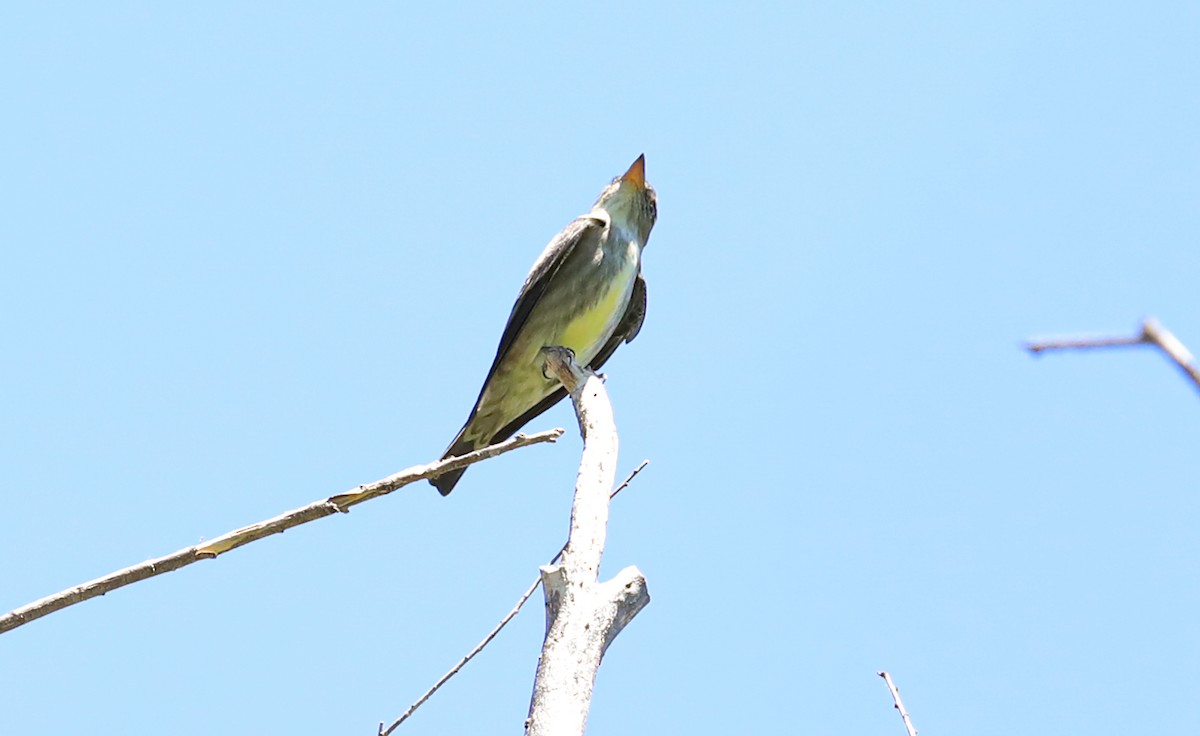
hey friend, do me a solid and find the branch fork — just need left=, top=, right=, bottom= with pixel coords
left=1025, top=317, right=1200, bottom=394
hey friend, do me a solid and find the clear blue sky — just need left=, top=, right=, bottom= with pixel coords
left=2, top=3, right=1197, bottom=734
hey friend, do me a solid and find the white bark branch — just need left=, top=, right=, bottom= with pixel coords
left=878, top=671, right=919, bottom=736
left=1024, top=317, right=1200, bottom=394
left=524, top=347, right=650, bottom=736
left=378, top=459, right=648, bottom=735
left=0, top=429, right=563, bottom=635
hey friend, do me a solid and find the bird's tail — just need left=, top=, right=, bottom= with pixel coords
left=429, top=429, right=477, bottom=496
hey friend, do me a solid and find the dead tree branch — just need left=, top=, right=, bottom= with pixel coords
left=524, top=347, right=650, bottom=736
left=378, top=459, right=650, bottom=736
left=1024, top=317, right=1200, bottom=394
left=0, top=429, right=563, bottom=636
left=878, top=671, right=919, bottom=736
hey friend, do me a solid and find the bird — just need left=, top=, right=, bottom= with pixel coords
left=430, top=155, right=658, bottom=495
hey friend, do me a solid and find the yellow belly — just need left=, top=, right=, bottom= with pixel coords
left=557, top=276, right=629, bottom=360
left=471, top=244, right=638, bottom=440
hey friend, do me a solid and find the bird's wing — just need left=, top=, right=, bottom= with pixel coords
left=487, top=254, right=645, bottom=449
left=469, top=215, right=606, bottom=407
left=589, top=271, right=647, bottom=371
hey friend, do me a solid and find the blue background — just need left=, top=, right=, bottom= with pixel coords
left=2, top=3, right=1197, bottom=733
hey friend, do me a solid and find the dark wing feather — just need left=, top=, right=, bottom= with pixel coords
left=487, top=271, right=646, bottom=449
left=470, top=216, right=606, bottom=408
left=430, top=218, right=605, bottom=496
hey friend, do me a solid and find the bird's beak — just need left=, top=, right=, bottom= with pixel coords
left=620, top=154, right=646, bottom=189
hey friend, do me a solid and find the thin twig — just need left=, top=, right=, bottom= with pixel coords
left=378, top=459, right=650, bottom=736
left=878, top=671, right=919, bottom=736
left=1024, top=317, right=1200, bottom=395
left=378, top=575, right=545, bottom=736
left=0, top=430, right=564, bottom=636
left=1025, top=333, right=1148, bottom=352
left=610, top=459, right=649, bottom=501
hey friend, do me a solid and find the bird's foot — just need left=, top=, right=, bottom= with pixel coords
left=540, top=346, right=576, bottom=380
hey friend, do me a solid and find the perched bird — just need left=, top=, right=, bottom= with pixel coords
left=430, top=155, right=658, bottom=495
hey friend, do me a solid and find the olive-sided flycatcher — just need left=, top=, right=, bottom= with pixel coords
left=430, top=155, right=657, bottom=495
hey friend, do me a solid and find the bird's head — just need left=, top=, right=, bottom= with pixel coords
left=593, top=154, right=657, bottom=246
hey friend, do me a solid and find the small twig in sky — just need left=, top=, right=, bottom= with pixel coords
left=1024, top=317, right=1200, bottom=395
left=878, top=671, right=919, bottom=736
left=377, top=574, right=545, bottom=736
left=379, top=459, right=650, bottom=735
left=610, top=459, right=649, bottom=501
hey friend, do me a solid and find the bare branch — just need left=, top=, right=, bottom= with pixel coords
left=0, top=429, right=564, bottom=636
left=1024, top=317, right=1200, bottom=394
left=379, top=458, right=650, bottom=735
left=878, top=671, right=919, bottom=736
left=526, top=347, right=651, bottom=736
left=1025, top=333, right=1148, bottom=352
left=610, top=459, right=650, bottom=501
left=1141, top=318, right=1200, bottom=391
